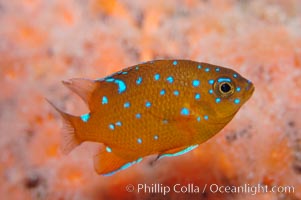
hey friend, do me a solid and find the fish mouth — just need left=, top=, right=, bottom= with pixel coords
left=244, top=81, right=255, bottom=101
left=246, top=80, right=255, bottom=93
left=249, top=83, right=255, bottom=94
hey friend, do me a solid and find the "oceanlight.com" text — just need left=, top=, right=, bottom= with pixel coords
left=125, top=183, right=295, bottom=196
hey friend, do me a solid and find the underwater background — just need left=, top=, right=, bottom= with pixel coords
left=0, top=0, right=300, bottom=199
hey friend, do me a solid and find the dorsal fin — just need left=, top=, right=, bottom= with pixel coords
left=62, top=78, right=98, bottom=105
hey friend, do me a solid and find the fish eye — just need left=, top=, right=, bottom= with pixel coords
left=220, top=82, right=232, bottom=93
left=214, top=78, right=235, bottom=98
left=218, top=82, right=234, bottom=97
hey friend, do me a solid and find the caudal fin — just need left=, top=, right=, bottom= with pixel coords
left=46, top=99, right=82, bottom=154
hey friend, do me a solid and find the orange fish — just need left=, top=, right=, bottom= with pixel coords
left=50, top=60, right=254, bottom=176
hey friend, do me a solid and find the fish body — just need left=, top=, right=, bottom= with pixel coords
left=51, top=60, right=254, bottom=175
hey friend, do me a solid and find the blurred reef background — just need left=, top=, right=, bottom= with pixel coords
left=0, top=0, right=300, bottom=199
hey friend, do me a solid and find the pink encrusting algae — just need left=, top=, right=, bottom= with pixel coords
left=0, top=0, right=300, bottom=200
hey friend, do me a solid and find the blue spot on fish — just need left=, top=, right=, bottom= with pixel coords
left=154, top=73, right=160, bottom=80
left=215, top=98, right=221, bottom=103
left=109, top=124, right=115, bottom=130
left=208, top=79, right=214, bottom=85
left=102, top=96, right=108, bottom=104
left=205, top=68, right=210, bottom=72
left=234, top=98, right=240, bottom=104
left=166, top=76, right=174, bottom=83
left=106, top=78, right=126, bottom=94
left=180, top=107, right=190, bottom=116
left=204, top=115, right=209, bottom=120
left=209, top=89, right=213, bottom=94
left=218, top=78, right=231, bottom=83
left=233, top=73, right=238, bottom=78
left=215, top=68, right=220, bottom=72
left=137, top=138, right=142, bottom=144
left=173, top=90, right=179, bottom=96
left=145, top=101, right=152, bottom=108
left=115, top=121, right=122, bottom=126
left=198, top=65, right=202, bottom=69
left=160, top=89, right=166, bottom=95
left=192, top=80, right=200, bottom=87
left=106, top=146, right=112, bottom=153
left=236, top=87, right=241, bottom=92
left=115, top=79, right=126, bottom=93
left=124, top=102, right=130, bottom=108
left=136, top=113, right=141, bottom=119
left=173, top=61, right=178, bottom=66
left=118, top=71, right=127, bottom=75
left=195, top=93, right=201, bottom=100
left=197, top=116, right=201, bottom=122
left=154, top=135, right=158, bottom=140
left=105, top=77, right=115, bottom=82
left=136, top=77, right=142, bottom=85
left=80, top=113, right=90, bottom=123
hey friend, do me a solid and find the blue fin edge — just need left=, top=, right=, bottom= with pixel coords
left=159, top=145, right=199, bottom=159
left=103, top=158, right=143, bottom=176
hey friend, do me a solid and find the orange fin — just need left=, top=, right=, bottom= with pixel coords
left=93, top=148, right=142, bottom=176
left=47, top=99, right=83, bottom=154
left=157, top=145, right=199, bottom=160
left=62, top=78, right=97, bottom=105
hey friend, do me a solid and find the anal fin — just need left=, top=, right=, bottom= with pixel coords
left=156, top=145, right=199, bottom=160
left=94, top=149, right=142, bottom=176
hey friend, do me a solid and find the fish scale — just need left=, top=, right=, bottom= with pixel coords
left=49, top=59, right=254, bottom=175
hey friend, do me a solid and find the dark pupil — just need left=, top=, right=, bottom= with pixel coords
left=221, top=83, right=231, bottom=93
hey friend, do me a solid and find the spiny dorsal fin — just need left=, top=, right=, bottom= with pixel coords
left=62, top=78, right=98, bottom=105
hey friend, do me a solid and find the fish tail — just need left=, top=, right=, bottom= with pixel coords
left=46, top=99, right=83, bottom=154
